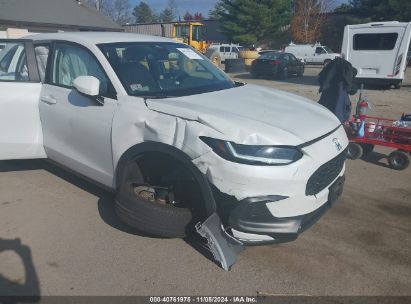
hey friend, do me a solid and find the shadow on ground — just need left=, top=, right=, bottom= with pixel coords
left=352, top=151, right=397, bottom=169
left=0, top=238, right=40, bottom=303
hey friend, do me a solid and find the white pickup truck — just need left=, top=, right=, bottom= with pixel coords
left=0, top=32, right=348, bottom=268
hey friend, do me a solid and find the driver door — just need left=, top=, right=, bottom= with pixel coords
left=0, top=39, right=46, bottom=160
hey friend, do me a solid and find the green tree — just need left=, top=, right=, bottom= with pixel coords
left=160, top=0, right=178, bottom=22
left=210, top=0, right=293, bottom=46
left=133, top=1, right=158, bottom=23
left=335, top=0, right=411, bottom=22
left=183, top=11, right=194, bottom=21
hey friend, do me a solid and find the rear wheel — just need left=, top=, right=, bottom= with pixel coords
left=279, top=67, right=288, bottom=80
left=393, top=82, right=402, bottom=89
left=297, top=65, right=304, bottom=77
left=388, top=150, right=410, bottom=170
left=347, top=142, right=363, bottom=160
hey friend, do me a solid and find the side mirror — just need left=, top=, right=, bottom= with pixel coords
left=73, top=75, right=100, bottom=97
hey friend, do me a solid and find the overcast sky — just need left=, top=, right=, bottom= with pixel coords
left=129, top=0, right=347, bottom=18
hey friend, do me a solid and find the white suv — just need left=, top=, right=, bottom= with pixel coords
left=0, top=33, right=348, bottom=266
left=208, top=43, right=244, bottom=62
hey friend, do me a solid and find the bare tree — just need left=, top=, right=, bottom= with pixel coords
left=84, top=0, right=132, bottom=24
left=291, top=0, right=334, bottom=44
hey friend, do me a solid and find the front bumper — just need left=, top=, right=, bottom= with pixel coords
left=229, top=176, right=345, bottom=245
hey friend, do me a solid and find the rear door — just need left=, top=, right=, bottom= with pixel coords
left=0, top=39, right=46, bottom=160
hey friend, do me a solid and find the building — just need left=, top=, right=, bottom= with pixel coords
left=0, top=0, right=122, bottom=38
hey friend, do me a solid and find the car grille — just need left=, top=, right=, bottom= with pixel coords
left=306, top=149, right=347, bottom=196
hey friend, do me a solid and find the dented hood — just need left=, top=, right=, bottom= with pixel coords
left=145, top=84, right=341, bottom=146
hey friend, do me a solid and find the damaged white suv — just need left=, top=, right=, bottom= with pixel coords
left=0, top=33, right=347, bottom=266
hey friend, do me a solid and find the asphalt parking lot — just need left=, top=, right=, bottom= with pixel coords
left=1, top=66, right=411, bottom=296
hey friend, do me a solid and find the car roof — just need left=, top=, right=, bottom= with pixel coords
left=25, top=31, right=176, bottom=46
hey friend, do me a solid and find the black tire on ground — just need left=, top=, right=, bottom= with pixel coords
left=224, top=58, right=246, bottom=73
left=388, top=150, right=410, bottom=170
left=393, top=82, right=402, bottom=89
left=297, top=66, right=304, bottom=76
left=347, top=142, right=364, bottom=160
left=115, top=181, right=193, bottom=238
left=361, top=144, right=374, bottom=157
left=204, top=49, right=221, bottom=67
left=324, top=59, right=332, bottom=66
left=279, top=67, right=288, bottom=80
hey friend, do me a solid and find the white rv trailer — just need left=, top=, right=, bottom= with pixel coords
left=342, top=21, right=411, bottom=88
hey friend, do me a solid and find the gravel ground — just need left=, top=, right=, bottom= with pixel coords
left=0, top=66, right=410, bottom=297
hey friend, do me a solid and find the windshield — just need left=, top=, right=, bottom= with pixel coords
left=323, top=46, right=333, bottom=53
left=98, top=42, right=234, bottom=98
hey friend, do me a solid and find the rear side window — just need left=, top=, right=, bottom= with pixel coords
left=353, top=33, right=398, bottom=50
left=0, top=42, right=28, bottom=81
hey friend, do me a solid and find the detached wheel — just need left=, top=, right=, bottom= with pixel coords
left=388, top=150, right=410, bottom=170
left=114, top=153, right=206, bottom=238
left=115, top=182, right=192, bottom=238
left=347, top=142, right=363, bottom=160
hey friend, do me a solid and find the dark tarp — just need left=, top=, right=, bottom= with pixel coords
left=318, top=58, right=358, bottom=123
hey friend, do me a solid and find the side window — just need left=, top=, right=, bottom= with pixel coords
left=290, top=54, right=298, bottom=62
left=283, top=54, right=290, bottom=61
left=34, top=44, right=50, bottom=82
left=224, top=47, right=231, bottom=53
left=0, top=42, right=29, bottom=81
left=50, top=43, right=112, bottom=98
left=220, top=46, right=224, bottom=52
left=232, top=47, right=239, bottom=53
left=315, top=47, right=325, bottom=54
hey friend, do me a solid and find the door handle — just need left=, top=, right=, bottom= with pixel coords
left=40, top=95, right=57, bottom=105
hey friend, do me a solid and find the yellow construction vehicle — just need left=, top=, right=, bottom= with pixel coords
left=172, top=22, right=221, bottom=65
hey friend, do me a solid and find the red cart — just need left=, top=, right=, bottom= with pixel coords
left=347, top=115, right=411, bottom=170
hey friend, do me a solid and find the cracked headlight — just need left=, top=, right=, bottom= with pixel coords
left=200, top=137, right=303, bottom=166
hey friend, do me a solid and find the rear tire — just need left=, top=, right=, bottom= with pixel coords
left=347, top=142, right=363, bottom=160
left=388, top=150, right=410, bottom=170
left=393, top=82, right=402, bottom=89
left=297, top=66, right=304, bottom=77
left=279, top=67, right=288, bottom=80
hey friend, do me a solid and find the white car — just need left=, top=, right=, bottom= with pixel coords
left=0, top=33, right=348, bottom=267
